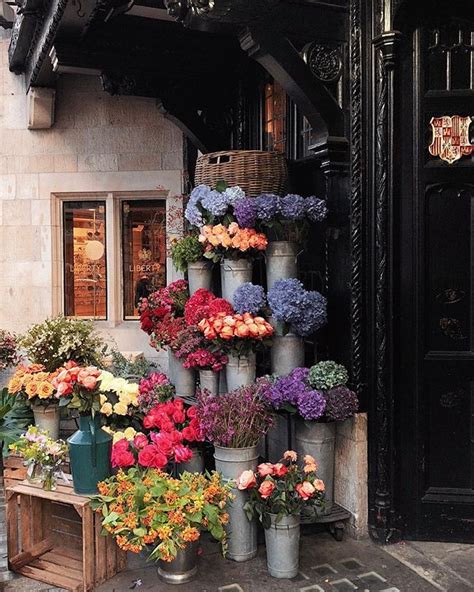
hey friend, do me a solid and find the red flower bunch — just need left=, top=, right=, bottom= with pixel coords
left=184, top=289, right=234, bottom=326
left=143, top=399, right=204, bottom=463
left=111, top=432, right=168, bottom=469
left=138, top=280, right=189, bottom=335
left=183, top=349, right=228, bottom=372
left=150, top=316, right=187, bottom=351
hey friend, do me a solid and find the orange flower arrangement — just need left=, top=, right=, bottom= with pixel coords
left=199, top=222, right=268, bottom=262
left=197, top=311, right=273, bottom=355
left=8, top=364, right=59, bottom=404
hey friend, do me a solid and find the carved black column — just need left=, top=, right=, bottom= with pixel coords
left=369, top=7, right=402, bottom=542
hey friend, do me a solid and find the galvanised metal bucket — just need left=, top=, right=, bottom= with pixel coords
left=32, top=403, right=60, bottom=440
left=177, top=446, right=205, bottom=475
left=295, top=419, right=336, bottom=514
left=266, top=241, right=298, bottom=291
left=270, top=334, right=305, bottom=376
left=220, top=258, right=253, bottom=302
left=199, top=369, right=220, bottom=396
left=168, top=350, right=196, bottom=401
left=264, top=513, right=301, bottom=579
left=187, top=260, right=213, bottom=295
left=158, top=541, right=199, bottom=584
left=225, top=353, right=256, bottom=392
left=214, top=445, right=259, bottom=562
left=266, top=412, right=295, bottom=463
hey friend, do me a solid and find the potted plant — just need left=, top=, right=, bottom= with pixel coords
left=268, top=278, right=327, bottom=377
left=196, top=382, right=273, bottom=562
left=91, top=467, right=233, bottom=584
left=8, top=363, right=66, bottom=439
left=197, top=311, right=273, bottom=391
left=0, top=387, right=33, bottom=462
left=171, top=234, right=212, bottom=295
left=262, top=363, right=358, bottom=513
left=10, top=426, right=69, bottom=490
left=53, top=361, right=112, bottom=494
left=237, top=451, right=325, bottom=579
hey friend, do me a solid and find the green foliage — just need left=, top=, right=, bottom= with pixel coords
left=108, top=350, right=154, bottom=380
left=308, top=360, right=349, bottom=391
left=171, top=235, right=205, bottom=272
left=20, top=316, right=106, bottom=372
left=0, top=387, right=33, bottom=456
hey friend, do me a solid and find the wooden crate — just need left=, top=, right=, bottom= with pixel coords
left=6, top=480, right=126, bottom=592
left=3, top=455, right=70, bottom=490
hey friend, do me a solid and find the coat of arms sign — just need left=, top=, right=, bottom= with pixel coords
left=429, top=115, right=474, bottom=164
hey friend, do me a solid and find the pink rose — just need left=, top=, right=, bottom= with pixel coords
left=113, top=438, right=130, bottom=451
left=258, top=480, right=276, bottom=499
left=56, top=381, right=73, bottom=396
left=296, top=481, right=316, bottom=500
left=138, top=444, right=167, bottom=468
left=81, top=375, right=98, bottom=390
left=133, top=434, right=148, bottom=449
left=174, top=444, right=193, bottom=463
left=272, top=463, right=288, bottom=477
left=236, top=470, right=256, bottom=490
left=111, top=442, right=135, bottom=468
left=257, top=463, right=274, bottom=477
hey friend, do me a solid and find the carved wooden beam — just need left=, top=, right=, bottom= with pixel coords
left=239, top=26, right=345, bottom=146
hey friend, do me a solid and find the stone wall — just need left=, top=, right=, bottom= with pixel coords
left=0, top=30, right=184, bottom=366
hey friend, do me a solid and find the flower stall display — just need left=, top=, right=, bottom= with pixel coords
left=268, top=278, right=327, bottom=376
left=196, top=383, right=273, bottom=562
left=237, top=451, right=325, bottom=579
left=137, top=372, right=175, bottom=414
left=91, top=468, right=233, bottom=584
left=262, top=364, right=358, bottom=513
left=52, top=361, right=112, bottom=494
left=8, top=364, right=63, bottom=439
left=171, top=234, right=212, bottom=295
left=10, top=426, right=69, bottom=491
left=197, top=311, right=273, bottom=390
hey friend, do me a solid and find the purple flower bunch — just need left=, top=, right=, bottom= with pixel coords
left=233, top=283, right=266, bottom=315
left=261, top=367, right=326, bottom=421
left=324, top=386, right=359, bottom=421
left=233, top=194, right=328, bottom=227
left=173, top=326, right=205, bottom=361
left=137, top=372, right=175, bottom=414
left=234, top=198, right=257, bottom=228
left=268, top=278, right=327, bottom=337
left=185, top=184, right=246, bottom=227
left=196, top=381, right=274, bottom=448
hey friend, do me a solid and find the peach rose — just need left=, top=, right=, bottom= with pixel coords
left=219, top=326, right=234, bottom=340
left=223, top=315, right=236, bottom=327
left=283, top=450, right=297, bottom=462
left=273, top=463, right=288, bottom=477
left=236, top=470, right=256, bottom=490
left=257, top=463, right=274, bottom=477
left=81, top=376, right=98, bottom=390
left=313, top=479, right=325, bottom=492
left=304, top=463, right=318, bottom=474
left=235, top=323, right=250, bottom=338
left=258, top=480, right=276, bottom=499
left=296, top=481, right=316, bottom=500
left=304, top=454, right=316, bottom=465
left=247, top=323, right=260, bottom=336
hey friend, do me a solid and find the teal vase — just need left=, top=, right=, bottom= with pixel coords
left=68, top=415, right=112, bottom=495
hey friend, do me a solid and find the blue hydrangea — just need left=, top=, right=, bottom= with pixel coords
left=233, top=283, right=266, bottom=314
left=189, top=184, right=211, bottom=204
left=223, top=186, right=245, bottom=205
left=201, top=190, right=230, bottom=217
left=296, top=388, right=327, bottom=420
left=290, top=291, right=327, bottom=336
left=185, top=201, right=204, bottom=227
left=234, top=198, right=257, bottom=228
left=279, top=194, right=306, bottom=220
left=305, top=196, right=328, bottom=222
left=268, top=278, right=308, bottom=323
left=254, top=193, right=279, bottom=222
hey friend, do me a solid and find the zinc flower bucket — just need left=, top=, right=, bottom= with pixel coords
left=214, top=445, right=259, bottom=562
left=270, top=333, right=305, bottom=377
left=295, top=419, right=335, bottom=514
left=158, top=540, right=199, bottom=584
left=32, top=403, right=60, bottom=440
left=177, top=446, right=205, bottom=475
left=168, top=350, right=196, bottom=401
left=264, top=513, right=301, bottom=579
left=199, top=369, right=220, bottom=396
left=187, top=260, right=213, bottom=295
left=225, top=353, right=256, bottom=392
left=266, top=241, right=298, bottom=291
left=220, top=258, right=253, bottom=302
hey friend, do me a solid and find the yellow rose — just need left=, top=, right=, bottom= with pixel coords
left=99, top=394, right=108, bottom=406
left=8, top=377, right=22, bottom=394
left=113, top=401, right=128, bottom=416
left=100, top=402, right=113, bottom=416
left=112, top=431, right=125, bottom=444
left=37, top=382, right=54, bottom=399
left=118, top=392, right=132, bottom=406
left=123, top=427, right=137, bottom=440
left=25, top=381, right=38, bottom=399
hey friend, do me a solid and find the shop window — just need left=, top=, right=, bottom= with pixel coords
left=264, top=80, right=287, bottom=153
left=63, top=201, right=107, bottom=319
left=122, top=200, right=167, bottom=319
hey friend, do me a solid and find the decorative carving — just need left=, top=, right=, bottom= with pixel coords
left=439, top=389, right=463, bottom=409
left=165, top=0, right=279, bottom=25
left=303, top=42, right=342, bottom=83
left=164, top=0, right=215, bottom=21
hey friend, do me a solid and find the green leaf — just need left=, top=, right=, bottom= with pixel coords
left=262, top=513, right=271, bottom=530
left=133, top=528, right=146, bottom=537
left=215, top=180, right=228, bottom=193
left=102, top=511, right=119, bottom=525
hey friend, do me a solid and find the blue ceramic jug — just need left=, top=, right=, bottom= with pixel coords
left=68, top=414, right=112, bottom=494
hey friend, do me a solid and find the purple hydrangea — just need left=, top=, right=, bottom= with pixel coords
left=262, top=370, right=307, bottom=410
left=297, top=388, right=327, bottom=420
left=290, top=291, right=327, bottom=336
left=279, top=194, right=306, bottom=220
left=324, top=386, right=359, bottom=421
left=305, top=196, right=328, bottom=222
left=268, top=278, right=308, bottom=324
left=234, top=198, right=257, bottom=228
left=290, top=367, right=310, bottom=383
left=201, top=190, right=230, bottom=217
left=233, top=282, right=266, bottom=315
left=254, top=193, right=279, bottom=222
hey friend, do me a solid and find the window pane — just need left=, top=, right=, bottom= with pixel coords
left=122, top=200, right=167, bottom=319
left=264, top=80, right=287, bottom=153
left=63, top=201, right=107, bottom=319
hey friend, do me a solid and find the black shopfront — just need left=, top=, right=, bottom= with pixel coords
left=7, top=0, right=474, bottom=542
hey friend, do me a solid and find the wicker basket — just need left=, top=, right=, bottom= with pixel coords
left=194, top=150, right=288, bottom=197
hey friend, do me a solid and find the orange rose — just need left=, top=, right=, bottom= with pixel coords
left=219, top=326, right=234, bottom=340
left=235, top=323, right=250, bottom=338
left=313, top=479, right=325, bottom=492
left=258, top=480, right=276, bottom=499
left=25, top=381, right=38, bottom=399
left=37, top=381, right=54, bottom=399
left=247, top=323, right=260, bottom=336
left=8, top=376, right=23, bottom=394
left=296, top=481, right=316, bottom=500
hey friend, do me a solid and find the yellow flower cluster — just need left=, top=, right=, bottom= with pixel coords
left=8, top=364, right=58, bottom=401
left=102, top=425, right=144, bottom=444
left=98, top=371, right=139, bottom=417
